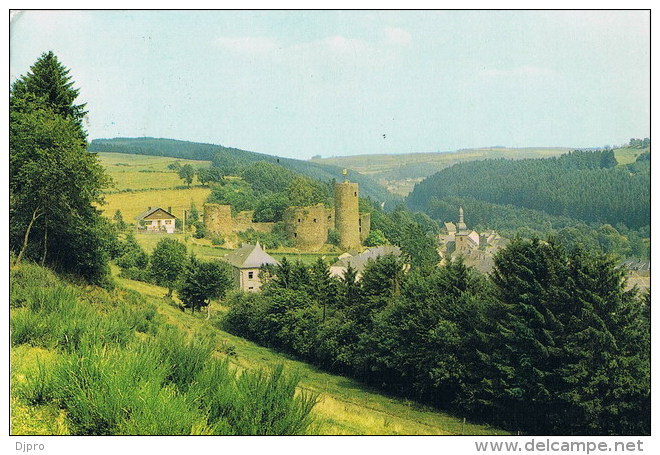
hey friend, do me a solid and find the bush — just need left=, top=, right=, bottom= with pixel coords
left=193, top=221, right=206, bottom=239
left=11, top=261, right=318, bottom=435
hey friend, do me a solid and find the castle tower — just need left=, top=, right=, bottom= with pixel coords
left=334, top=181, right=360, bottom=250
left=282, top=203, right=329, bottom=251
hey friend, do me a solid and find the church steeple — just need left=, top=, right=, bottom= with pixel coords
left=457, top=206, right=468, bottom=233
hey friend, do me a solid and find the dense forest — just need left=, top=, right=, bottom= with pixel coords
left=222, top=239, right=650, bottom=435
left=407, top=149, right=650, bottom=258
left=89, top=137, right=399, bottom=206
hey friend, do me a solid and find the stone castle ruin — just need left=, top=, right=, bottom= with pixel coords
left=203, top=180, right=370, bottom=251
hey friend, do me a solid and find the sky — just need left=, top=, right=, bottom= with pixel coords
left=9, top=10, right=651, bottom=159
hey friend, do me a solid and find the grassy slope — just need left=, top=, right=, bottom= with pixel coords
left=312, top=147, right=572, bottom=176
left=99, top=152, right=212, bottom=192
left=91, top=138, right=398, bottom=205
left=99, top=188, right=211, bottom=221
left=115, top=271, right=507, bottom=435
left=614, top=146, right=650, bottom=165
left=97, top=152, right=212, bottom=221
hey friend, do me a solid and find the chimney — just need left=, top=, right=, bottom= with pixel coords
left=148, top=206, right=151, bottom=210
left=168, top=206, right=172, bottom=213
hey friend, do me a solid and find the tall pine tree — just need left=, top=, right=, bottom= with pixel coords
left=473, top=238, right=650, bottom=434
left=10, top=51, right=112, bottom=283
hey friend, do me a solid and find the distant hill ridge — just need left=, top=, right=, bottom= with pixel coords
left=89, top=137, right=400, bottom=206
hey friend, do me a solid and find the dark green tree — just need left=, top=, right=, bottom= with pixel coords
left=11, top=50, right=87, bottom=136
left=363, top=229, right=388, bottom=247
left=10, top=52, right=112, bottom=283
left=309, top=258, right=337, bottom=321
left=253, top=193, right=291, bottom=222
left=150, top=238, right=187, bottom=297
left=113, top=209, right=127, bottom=230
left=178, top=256, right=233, bottom=314
left=178, top=164, right=195, bottom=187
left=474, top=238, right=650, bottom=434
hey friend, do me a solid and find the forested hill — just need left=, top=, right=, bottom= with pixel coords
left=89, top=137, right=399, bottom=205
left=407, top=148, right=650, bottom=233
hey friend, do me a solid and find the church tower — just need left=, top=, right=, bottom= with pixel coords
left=455, top=206, right=469, bottom=254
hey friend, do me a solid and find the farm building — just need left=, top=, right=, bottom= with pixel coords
left=135, top=207, right=176, bottom=234
left=220, top=242, right=280, bottom=292
left=329, top=245, right=403, bottom=280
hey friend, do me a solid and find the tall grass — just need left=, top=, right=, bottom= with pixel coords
left=11, top=261, right=317, bottom=435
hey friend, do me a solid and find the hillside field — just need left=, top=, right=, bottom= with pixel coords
left=97, top=152, right=212, bottom=221
left=99, top=152, right=212, bottom=192
left=115, top=269, right=508, bottom=435
left=11, top=261, right=508, bottom=435
left=614, top=146, right=649, bottom=165
left=312, top=147, right=572, bottom=195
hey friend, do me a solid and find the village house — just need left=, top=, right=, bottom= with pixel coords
left=135, top=207, right=176, bottom=234
left=220, top=242, right=280, bottom=292
left=438, top=207, right=508, bottom=274
left=329, top=245, right=404, bottom=280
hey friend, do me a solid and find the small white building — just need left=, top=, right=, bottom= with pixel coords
left=329, top=245, right=403, bottom=280
left=136, top=207, right=176, bottom=234
left=220, top=242, right=280, bottom=292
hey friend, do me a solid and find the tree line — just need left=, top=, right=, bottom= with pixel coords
left=222, top=238, right=650, bottom=435
left=407, top=149, right=650, bottom=231
left=89, top=137, right=399, bottom=205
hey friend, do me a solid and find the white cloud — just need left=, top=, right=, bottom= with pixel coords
left=214, top=36, right=279, bottom=53
left=383, top=26, right=412, bottom=46
left=480, top=65, right=555, bottom=79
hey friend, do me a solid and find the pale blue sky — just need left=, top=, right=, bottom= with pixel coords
left=10, top=10, right=650, bottom=159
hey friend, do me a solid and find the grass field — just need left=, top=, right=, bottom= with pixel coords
left=614, top=146, right=650, bottom=165
left=98, top=152, right=212, bottom=192
left=132, top=232, right=339, bottom=265
left=99, top=187, right=211, bottom=221
left=96, top=152, right=213, bottom=221
left=114, top=271, right=508, bottom=435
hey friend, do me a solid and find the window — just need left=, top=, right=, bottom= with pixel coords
left=165, top=220, right=172, bottom=225
left=248, top=287, right=254, bottom=290
left=144, top=221, right=152, bottom=225
left=313, top=218, right=317, bottom=223
left=248, top=271, right=254, bottom=279
left=359, top=227, right=362, bottom=232
left=354, top=192, right=357, bottom=196
left=298, top=218, right=302, bottom=223
left=294, top=233, right=297, bottom=238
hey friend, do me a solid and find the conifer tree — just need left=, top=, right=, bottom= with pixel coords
left=10, top=51, right=112, bottom=283
left=475, top=238, right=650, bottom=434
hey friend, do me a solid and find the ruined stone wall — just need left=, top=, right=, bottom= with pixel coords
left=283, top=203, right=329, bottom=251
left=204, top=204, right=233, bottom=236
left=359, top=212, right=371, bottom=243
left=233, top=211, right=256, bottom=232
left=334, top=182, right=360, bottom=250
left=204, top=205, right=274, bottom=237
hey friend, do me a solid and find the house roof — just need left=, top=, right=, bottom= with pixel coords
left=331, top=245, right=402, bottom=273
left=221, top=242, right=280, bottom=269
left=135, top=207, right=176, bottom=221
